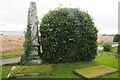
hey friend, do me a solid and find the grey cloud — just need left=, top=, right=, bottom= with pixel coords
left=0, top=0, right=119, bottom=34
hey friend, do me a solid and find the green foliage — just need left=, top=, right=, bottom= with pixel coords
left=113, top=34, right=120, bottom=42
left=102, top=44, right=112, bottom=52
left=40, top=8, right=98, bottom=63
left=20, top=24, right=32, bottom=65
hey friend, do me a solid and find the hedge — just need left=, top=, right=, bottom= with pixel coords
left=40, top=8, right=98, bottom=63
left=113, top=34, right=120, bottom=42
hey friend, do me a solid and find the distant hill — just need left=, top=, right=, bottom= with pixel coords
left=0, top=31, right=24, bottom=35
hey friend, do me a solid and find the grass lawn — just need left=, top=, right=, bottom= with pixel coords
left=98, top=42, right=118, bottom=46
left=1, top=51, right=23, bottom=59
left=0, top=53, right=2, bottom=59
left=2, top=47, right=119, bottom=79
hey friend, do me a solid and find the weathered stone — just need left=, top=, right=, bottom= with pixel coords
left=28, top=1, right=39, bottom=54
left=20, top=1, right=42, bottom=65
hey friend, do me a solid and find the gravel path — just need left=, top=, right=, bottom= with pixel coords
left=1, top=57, right=21, bottom=65
left=1, top=44, right=118, bottom=65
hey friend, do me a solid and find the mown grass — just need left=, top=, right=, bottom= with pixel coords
left=2, top=66, right=12, bottom=78
left=1, top=51, right=23, bottom=59
left=2, top=47, right=119, bottom=79
left=0, top=53, right=2, bottom=59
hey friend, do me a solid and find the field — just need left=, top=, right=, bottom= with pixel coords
left=97, top=35, right=114, bottom=43
left=0, top=35, right=114, bottom=53
left=0, top=35, right=24, bottom=53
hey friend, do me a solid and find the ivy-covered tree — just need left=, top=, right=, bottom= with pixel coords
left=40, top=8, right=98, bottom=63
left=20, top=24, right=32, bottom=65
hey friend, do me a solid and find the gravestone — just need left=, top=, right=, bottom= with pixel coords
left=20, top=1, right=42, bottom=65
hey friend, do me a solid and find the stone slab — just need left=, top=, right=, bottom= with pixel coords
left=74, top=65, right=118, bottom=79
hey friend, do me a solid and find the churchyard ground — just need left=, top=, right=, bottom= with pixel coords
left=2, top=47, right=119, bottom=78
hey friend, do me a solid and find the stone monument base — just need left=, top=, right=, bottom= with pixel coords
left=28, top=59, right=42, bottom=65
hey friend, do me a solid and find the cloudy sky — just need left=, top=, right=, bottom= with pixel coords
left=0, top=0, right=119, bottom=34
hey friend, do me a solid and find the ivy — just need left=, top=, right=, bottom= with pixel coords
left=20, top=24, right=32, bottom=65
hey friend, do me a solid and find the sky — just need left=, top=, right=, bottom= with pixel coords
left=0, top=0, right=119, bottom=34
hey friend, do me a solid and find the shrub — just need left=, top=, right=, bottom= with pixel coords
left=40, top=8, right=98, bottom=63
left=20, top=25, right=32, bottom=65
left=102, top=44, right=112, bottom=52
left=113, top=34, right=120, bottom=42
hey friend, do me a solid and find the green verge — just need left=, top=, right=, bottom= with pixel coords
left=2, top=66, right=12, bottom=78
left=0, top=53, right=2, bottom=59
left=2, top=51, right=23, bottom=59
left=2, top=47, right=119, bottom=78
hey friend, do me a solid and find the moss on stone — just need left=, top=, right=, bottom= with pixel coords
left=10, top=65, right=52, bottom=76
left=74, top=65, right=118, bottom=78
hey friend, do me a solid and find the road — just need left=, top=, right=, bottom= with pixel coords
left=0, top=44, right=118, bottom=65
